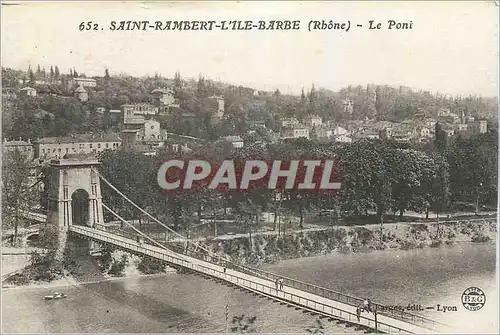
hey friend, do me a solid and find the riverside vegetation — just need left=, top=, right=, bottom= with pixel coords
left=3, top=218, right=495, bottom=287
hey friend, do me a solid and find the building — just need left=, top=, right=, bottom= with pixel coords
left=281, top=126, right=310, bottom=140
left=315, top=127, right=333, bottom=140
left=34, top=133, right=121, bottom=161
left=222, top=135, right=244, bottom=148
left=418, top=127, right=431, bottom=138
left=19, top=86, right=37, bottom=97
left=68, top=78, right=97, bottom=89
left=343, top=98, right=354, bottom=114
left=121, top=119, right=168, bottom=151
left=391, top=130, right=414, bottom=143
left=209, top=96, right=225, bottom=114
left=209, top=96, right=225, bottom=121
left=333, top=126, right=349, bottom=136
left=248, top=120, right=267, bottom=129
left=74, top=86, right=88, bottom=102
left=468, top=120, right=488, bottom=135
left=136, top=119, right=168, bottom=142
left=353, top=130, right=379, bottom=141
left=122, top=103, right=158, bottom=118
left=151, top=88, right=175, bottom=106
left=3, top=138, right=34, bottom=160
left=281, top=117, right=300, bottom=128
left=304, top=115, right=323, bottom=128
left=333, top=134, right=352, bottom=143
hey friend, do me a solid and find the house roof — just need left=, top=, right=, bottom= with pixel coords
left=35, top=133, right=121, bottom=144
left=20, top=87, right=35, bottom=91
left=75, top=86, right=88, bottom=93
left=151, top=88, right=169, bottom=94
left=74, top=78, right=96, bottom=82
left=3, top=139, right=32, bottom=147
left=223, top=135, right=243, bottom=142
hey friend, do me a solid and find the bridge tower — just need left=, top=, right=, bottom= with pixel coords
left=41, top=157, right=104, bottom=256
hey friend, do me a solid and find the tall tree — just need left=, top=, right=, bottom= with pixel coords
left=27, top=66, right=35, bottom=85
left=2, top=150, right=38, bottom=245
left=54, top=66, right=60, bottom=79
left=434, top=122, right=448, bottom=153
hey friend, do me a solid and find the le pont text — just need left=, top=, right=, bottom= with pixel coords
left=109, top=20, right=301, bottom=31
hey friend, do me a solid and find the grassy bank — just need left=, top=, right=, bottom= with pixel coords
left=2, top=244, right=173, bottom=288
left=194, top=219, right=497, bottom=266
left=4, top=219, right=495, bottom=287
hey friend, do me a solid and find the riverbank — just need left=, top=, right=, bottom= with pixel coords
left=2, top=248, right=175, bottom=290
left=3, top=218, right=496, bottom=289
left=196, top=218, right=497, bottom=266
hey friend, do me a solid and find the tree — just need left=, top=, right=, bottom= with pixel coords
left=390, top=149, right=430, bottom=219
left=434, top=122, right=448, bottom=153
left=231, top=314, right=257, bottom=333
left=27, top=66, right=35, bottom=85
left=54, top=66, right=60, bottom=79
left=104, top=68, right=110, bottom=80
left=306, top=318, right=325, bottom=334
left=427, top=153, right=450, bottom=236
left=49, top=66, right=54, bottom=81
left=2, top=149, right=38, bottom=245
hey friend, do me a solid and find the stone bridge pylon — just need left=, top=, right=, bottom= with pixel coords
left=41, top=156, right=104, bottom=257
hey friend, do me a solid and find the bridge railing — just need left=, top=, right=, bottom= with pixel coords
left=94, top=223, right=443, bottom=331
left=71, top=225, right=412, bottom=334
left=231, top=264, right=445, bottom=330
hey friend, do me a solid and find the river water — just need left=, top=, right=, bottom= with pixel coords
left=2, top=242, right=497, bottom=333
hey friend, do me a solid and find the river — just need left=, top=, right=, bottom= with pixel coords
left=2, top=242, right=497, bottom=333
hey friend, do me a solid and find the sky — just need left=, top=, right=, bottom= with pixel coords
left=1, top=1, right=499, bottom=97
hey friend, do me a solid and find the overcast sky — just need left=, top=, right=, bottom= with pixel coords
left=2, top=1, right=498, bottom=96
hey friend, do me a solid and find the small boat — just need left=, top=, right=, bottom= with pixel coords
left=44, top=292, right=67, bottom=300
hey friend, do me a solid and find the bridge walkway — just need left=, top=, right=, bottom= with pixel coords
left=70, top=225, right=442, bottom=334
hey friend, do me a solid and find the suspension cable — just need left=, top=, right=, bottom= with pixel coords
left=94, top=168, right=232, bottom=263
left=101, top=203, right=190, bottom=262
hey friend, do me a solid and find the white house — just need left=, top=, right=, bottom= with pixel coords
left=19, top=86, right=37, bottom=97
left=281, top=117, right=300, bottom=128
left=333, top=126, right=349, bottom=136
left=281, top=126, right=310, bottom=140
left=334, top=134, right=352, bottom=143
left=223, top=135, right=244, bottom=148
left=304, top=115, right=323, bottom=128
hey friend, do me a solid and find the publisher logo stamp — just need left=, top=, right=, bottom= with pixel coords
left=462, top=287, right=485, bottom=311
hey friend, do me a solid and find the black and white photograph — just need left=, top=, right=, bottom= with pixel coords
left=1, top=1, right=498, bottom=334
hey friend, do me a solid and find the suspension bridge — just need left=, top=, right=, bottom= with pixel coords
left=20, top=158, right=451, bottom=334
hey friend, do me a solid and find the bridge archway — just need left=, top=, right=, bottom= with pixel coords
left=71, top=189, right=90, bottom=226
left=42, top=157, right=104, bottom=247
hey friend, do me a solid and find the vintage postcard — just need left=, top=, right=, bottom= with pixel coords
left=1, top=1, right=498, bottom=334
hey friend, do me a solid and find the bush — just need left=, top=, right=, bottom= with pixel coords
left=62, top=242, right=80, bottom=274
left=96, top=248, right=113, bottom=272
left=471, top=233, right=491, bottom=243
left=137, top=257, right=166, bottom=275
left=430, top=239, right=442, bottom=248
left=25, top=251, right=63, bottom=282
left=108, top=254, right=128, bottom=276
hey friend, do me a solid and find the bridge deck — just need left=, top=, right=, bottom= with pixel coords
left=69, top=225, right=443, bottom=334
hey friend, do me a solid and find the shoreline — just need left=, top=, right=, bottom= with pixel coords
left=1, top=271, right=174, bottom=291
left=3, top=237, right=495, bottom=291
